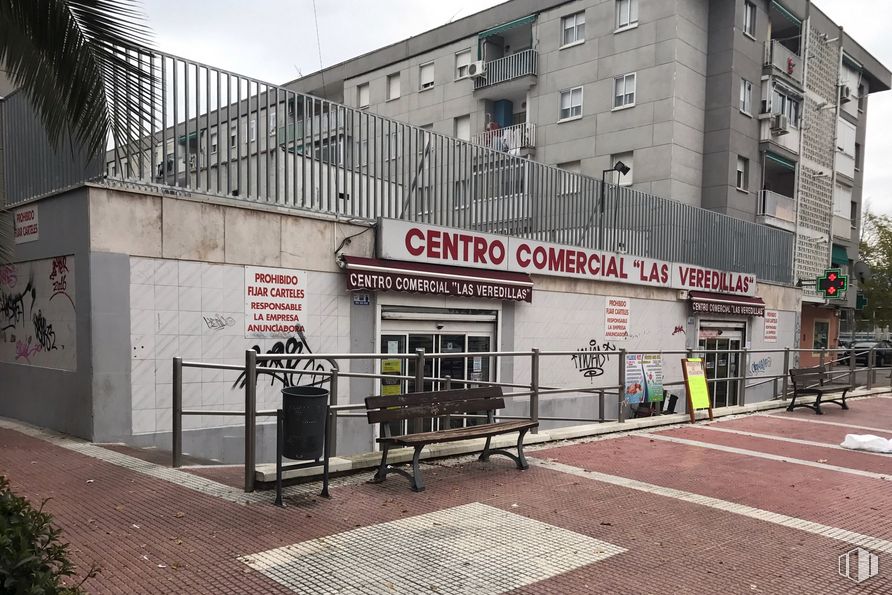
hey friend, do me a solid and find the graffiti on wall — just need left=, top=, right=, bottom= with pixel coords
left=0, top=256, right=76, bottom=370
left=571, top=339, right=617, bottom=381
left=749, top=356, right=772, bottom=376
left=233, top=329, right=328, bottom=389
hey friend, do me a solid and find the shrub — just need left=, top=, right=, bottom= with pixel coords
left=0, top=475, right=97, bottom=594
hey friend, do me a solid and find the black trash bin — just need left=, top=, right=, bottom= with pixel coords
left=281, top=386, right=329, bottom=460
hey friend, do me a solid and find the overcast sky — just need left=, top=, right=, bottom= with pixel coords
left=141, top=0, right=892, bottom=215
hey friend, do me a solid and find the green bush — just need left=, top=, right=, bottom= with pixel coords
left=0, top=475, right=97, bottom=594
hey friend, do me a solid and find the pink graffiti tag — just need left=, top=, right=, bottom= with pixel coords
left=49, top=256, right=74, bottom=308
left=15, top=337, right=43, bottom=363
left=0, top=265, right=16, bottom=289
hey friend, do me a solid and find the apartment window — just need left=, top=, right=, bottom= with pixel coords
left=771, top=88, right=801, bottom=126
left=454, top=114, right=471, bottom=141
left=210, top=132, right=218, bottom=154
left=249, top=119, right=256, bottom=142
left=850, top=201, right=858, bottom=226
left=561, top=11, right=586, bottom=46
left=739, top=78, right=752, bottom=115
left=614, top=73, right=636, bottom=108
left=357, top=83, right=370, bottom=108
left=743, top=1, right=756, bottom=38
left=855, top=142, right=862, bottom=170
left=611, top=151, right=634, bottom=186
left=230, top=122, right=238, bottom=148
left=736, top=156, right=749, bottom=191
left=387, top=73, right=401, bottom=100
left=419, top=62, right=435, bottom=90
left=455, top=49, right=471, bottom=79
left=269, top=111, right=277, bottom=136
left=615, top=0, right=638, bottom=31
left=559, top=87, right=583, bottom=120
left=813, top=320, right=829, bottom=350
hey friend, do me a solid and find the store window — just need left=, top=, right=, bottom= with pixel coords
left=814, top=320, right=830, bottom=350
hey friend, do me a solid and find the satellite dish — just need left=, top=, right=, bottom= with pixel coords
left=853, top=260, right=872, bottom=284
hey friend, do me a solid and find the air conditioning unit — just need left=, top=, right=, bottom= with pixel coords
left=840, top=84, right=852, bottom=103
left=467, top=60, right=487, bottom=78
left=770, top=113, right=790, bottom=135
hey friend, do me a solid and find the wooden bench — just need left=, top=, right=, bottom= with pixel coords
left=788, top=366, right=852, bottom=414
left=365, top=386, right=538, bottom=492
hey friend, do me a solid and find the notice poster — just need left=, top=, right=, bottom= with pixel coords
left=604, top=297, right=630, bottom=340
left=763, top=310, right=778, bottom=343
left=624, top=354, right=664, bottom=405
left=682, top=358, right=711, bottom=410
left=245, top=266, right=308, bottom=338
left=14, top=205, right=39, bottom=244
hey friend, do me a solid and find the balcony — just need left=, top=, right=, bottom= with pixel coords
left=473, top=50, right=538, bottom=98
left=763, top=40, right=803, bottom=87
left=758, top=190, right=796, bottom=232
left=470, top=122, right=536, bottom=156
left=759, top=116, right=800, bottom=154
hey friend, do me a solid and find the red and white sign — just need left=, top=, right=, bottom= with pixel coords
left=245, top=266, right=307, bottom=338
left=605, top=297, right=631, bottom=340
left=764, top=310, right=778, bottom=343
left=379, top=219, right=757, bottom=296
left=14, top=205, right=39, bottom=244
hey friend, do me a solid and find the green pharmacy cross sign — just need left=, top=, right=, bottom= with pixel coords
left=817, top=268, right=848, bottom=299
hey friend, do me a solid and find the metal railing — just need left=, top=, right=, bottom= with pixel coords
left=758, top=189, right=796, bottom=226
left=171, top=345, right=892, bottom=493
left=2, top=49, right=793, bottom=284
left=470, top=122, right=535, bottom=153
left=473, top=49, right=538, bottom=90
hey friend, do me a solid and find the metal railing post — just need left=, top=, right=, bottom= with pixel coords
left=738, top=347, right=748, bottom=406
left=172, top=357, right=182, bottom=468
left=618, top=349, right=627, bottom=422
left=530, top=349, right=540, bottom=433
left=329, top=368, right=339, bottom=456
left=868, top=348, right=875, bottom=389
left=849, top=345, right=856, bottom=387
left=598, top=389, right=605, bottom=422
left=781, top=348, right=790, bottom=400
left=819, top=348, right=826, bottom=376
left=413, top=348, right=425, bottom=433
left=244, top=349, right=257, bottom=493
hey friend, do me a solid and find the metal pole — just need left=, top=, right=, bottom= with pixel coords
left=618, top=348, right=627, bottom=422
left=598, top=389, right=605, bottom=422
left=244, top=350, right=257, bottom=493
left=868, top=348, right=875, bottom=389
left=782, top=347, right=790, bottom=400
left=329, top=368, right=339, bottom=456
left=414, top=348, right=425, bottom=433
left=530, top=349, right=540, bottom=433
left=849, top=343, right=856, bottom=387
left=172, top=357, right=182, bottom=468
left=738, top=347, right=748, bottom=407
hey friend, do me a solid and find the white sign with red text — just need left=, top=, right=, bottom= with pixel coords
left=245, top=266, right=308, bottom=338
left=378, top=219, right=757, bottom=297
left=14, top=205, right=39, bottom=244
left=763, top=310, right=778, bottom=343
left=605, top=297, right=631, bottom=340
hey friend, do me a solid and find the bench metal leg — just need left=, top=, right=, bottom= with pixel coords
left=410, top=445, right=425, bottom=492
left=371, top=445, right=390, bottom=483
left=479, top=437, right=492, bottom=462
left=479, top=429, right=530, bottom=471
left=515, top=429, right=529, bottom=470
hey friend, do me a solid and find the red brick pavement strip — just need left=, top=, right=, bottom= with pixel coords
left=775, top=395, right=892, bottom=427
left=715, top=413, right=892, bottom=444
left=536, top=433, right=892, bottom=541
left=3, top=415, right=892, bottom=594
left=658, top=425, right=892, bottom=475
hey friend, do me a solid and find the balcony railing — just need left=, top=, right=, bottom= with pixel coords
left=1, top=49, right=793, bottom=285
left=474, top=49, right=538, bottom=90
left=764, top=40, right=803, bottom=85
left=470, top=122, right=535, bottom=154
left=758, top=190, right=796, bottom=231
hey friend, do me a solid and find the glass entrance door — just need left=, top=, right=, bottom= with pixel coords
left=698, top=329, right=743, bottom=408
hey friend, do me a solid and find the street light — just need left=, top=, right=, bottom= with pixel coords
left=598, top=160, right=630, bottom=250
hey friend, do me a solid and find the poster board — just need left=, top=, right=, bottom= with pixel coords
left=681, top=358, right=713, bottom=423
left=624, top=354, right=664, bottom=405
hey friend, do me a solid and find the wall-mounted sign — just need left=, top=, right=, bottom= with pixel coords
left=763, top=310, right=778, bottom=343
left=245, top=266, right=307, bottom=338
left=689, top=291, right=765, bottom=317
left=14, top=205, right=39, bottom=244
left=378, top=219, right=757, bottom=297
left=342, top=256, right=533, bottom=303
left=604, top=297, right=630, bottom=341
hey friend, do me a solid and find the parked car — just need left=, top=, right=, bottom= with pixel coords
left=843, top=340, right=892, bottom=367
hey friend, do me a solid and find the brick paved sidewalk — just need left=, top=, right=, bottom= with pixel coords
left=1, top=397, right=891, bottom=594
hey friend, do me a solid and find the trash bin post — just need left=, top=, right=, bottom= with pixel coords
left=275, top=409, right=284, bottom=507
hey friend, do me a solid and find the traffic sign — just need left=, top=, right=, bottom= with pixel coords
left=817, top=269, right=847, bottom=299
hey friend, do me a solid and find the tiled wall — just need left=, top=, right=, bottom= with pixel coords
left=129, top=257, right=349, bottom=436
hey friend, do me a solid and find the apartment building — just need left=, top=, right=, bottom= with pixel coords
left=285, top=0, right=890, bottom=362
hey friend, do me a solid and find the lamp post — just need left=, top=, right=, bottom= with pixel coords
left=597, top=160, right=630, bottom=250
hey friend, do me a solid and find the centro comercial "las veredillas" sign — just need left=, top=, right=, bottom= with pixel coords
left=377, top=219, right=757, bottom=297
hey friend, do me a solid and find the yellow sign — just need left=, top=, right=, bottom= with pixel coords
left=682, top=358, right=711, bottom=410
left=382, top=359, right=401, bottom=374
left=381, top=383, right=401, bottom=396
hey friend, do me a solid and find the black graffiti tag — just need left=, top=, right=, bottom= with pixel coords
left=1, top=277, right=35, bottom=332
left=233, top=330, right=327, bottom=389
left=32, top=309, right=57, bottom=352
left=571, top=339, right=617, bottom=381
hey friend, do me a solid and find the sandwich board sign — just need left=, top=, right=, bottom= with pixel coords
left=681, top=358, right=713, bottom=423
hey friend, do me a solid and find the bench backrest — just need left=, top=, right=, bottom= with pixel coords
left=365, top=386, right=504, bottom=425
left=789, top=366, right=826, bottom=388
